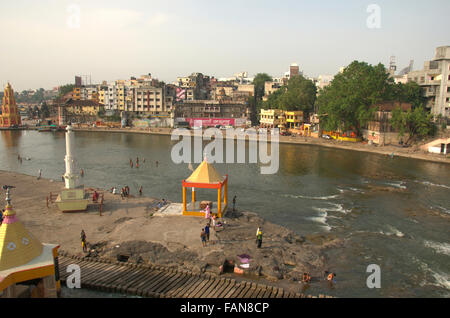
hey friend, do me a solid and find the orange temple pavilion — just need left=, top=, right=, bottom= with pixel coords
left=182, top=158, right=228, bottom=218
left=0, top=83, right=22, bottom=128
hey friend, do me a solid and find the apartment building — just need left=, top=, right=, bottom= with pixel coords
left=263, top=82, right=283, bottom=101
left=407, top=46, right=450, bottom=118
left=174, top=100, right=250, bottom=124
left=259, top=109, right=285, bottom=128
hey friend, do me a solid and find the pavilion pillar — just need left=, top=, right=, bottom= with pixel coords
left=43, top=275, right=57, bottom=298
left=224, top=180, right=228, bottom=207
left=183, top=186, right=187, bottom=213
left=192, top=188, right=196, bottom=209
left=217, top=186, right=222, bottom=218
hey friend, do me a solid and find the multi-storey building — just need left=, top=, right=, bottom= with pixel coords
left=407, top=46, right=450, bottom=118
left=174, top=100, right=250, bottom=127
left=259, top=109, right=285, bottom=128
left=259, top=109, right=304, bottom=130
left=263, top=82, right=283, bottom=101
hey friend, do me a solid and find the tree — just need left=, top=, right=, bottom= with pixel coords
left=40, top=102, right=50, bottom=119
left=263, top=87, right=285, bottom=110
left=58, top=84, right=75, bottom=97
left=253, top=73, right=273, bottom=100
left=317, top=61, right=394, bottom=134
left=279, top=75, right=317, bottom=114
left=390, top=106, right=435, bottom=144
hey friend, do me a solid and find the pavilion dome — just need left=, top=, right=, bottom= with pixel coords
left=186, top=159, right=224, bottom=184
left=0, top=201, right=43, bottom=271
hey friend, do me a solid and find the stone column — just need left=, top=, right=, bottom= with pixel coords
left=64, top=125, right=77, bottom=189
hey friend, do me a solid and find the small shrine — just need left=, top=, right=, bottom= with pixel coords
left=55, top=125, right=89, bottom=212
left=0, top=83, right=22, bottom=128
left=0, top=187, right=60, bottom=298
left=182, top=157, right=228, bottom=218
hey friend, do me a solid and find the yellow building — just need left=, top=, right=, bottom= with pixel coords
left=0, top=189, right=60, bottom=298
left=72, top=87, right=81, bottom=100
left=0, top=83, right=22, bottom=128
left=284, top=111, right=303, bottom=130
left=117, top=84, right=126, bottom=111
left=98, top=88, right=106, bottom=106
left=259, top=109, right=285, bottom=128
left=65, top=100, right=104, bottom=116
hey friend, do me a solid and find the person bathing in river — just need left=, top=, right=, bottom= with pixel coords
left=139, top=186, right=143, bottom=196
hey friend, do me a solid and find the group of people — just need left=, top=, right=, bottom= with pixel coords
left=129, top=157, right=159, bottom=169
left=200, top=204, right=225, bottom=246
left=200, top=223, right=210, bottom=247
left=120, top=186, right=131, bottom=199
left=156, top=199, right=167, bottom=209
left=300, top=271, right=337, bottom=285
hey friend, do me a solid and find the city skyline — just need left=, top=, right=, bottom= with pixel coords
left=1, top=0, right=449, bottom=91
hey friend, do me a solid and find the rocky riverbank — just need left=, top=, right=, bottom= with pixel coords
left=0, top=170, right=339, bottom=294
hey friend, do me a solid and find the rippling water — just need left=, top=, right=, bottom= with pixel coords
left=1, top=130, right=449, bottom=298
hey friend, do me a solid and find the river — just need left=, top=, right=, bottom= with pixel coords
left=1, top=130, right=449, bottom=298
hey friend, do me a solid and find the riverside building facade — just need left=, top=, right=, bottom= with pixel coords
left=407, top=46, right=450, bottom=118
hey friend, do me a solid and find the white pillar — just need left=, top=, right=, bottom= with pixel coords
left=64, top=125, right=77, bottom=189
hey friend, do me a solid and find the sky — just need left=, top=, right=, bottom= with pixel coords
left=0, top=0, right=449, bottom=91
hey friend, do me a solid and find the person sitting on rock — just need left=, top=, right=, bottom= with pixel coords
left=302, top=272, right=311, bottom=283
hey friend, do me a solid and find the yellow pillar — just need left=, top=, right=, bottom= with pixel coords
left=224, top=181, right=228, bottom=207
left=217, top=186, right=222, bottom=218
left=183, top=186, right=187, bottom=213
left=192, top=188, right=196, bottom=210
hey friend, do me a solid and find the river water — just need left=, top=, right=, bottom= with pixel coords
left=1, top=130, right=449, bottom=298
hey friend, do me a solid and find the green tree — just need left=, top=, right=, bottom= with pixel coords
left=390, top=81, right=426, bottom=107
left=253, top=73, right=273, bottom=100
left=58, top=84, right=75, bottom=97
left=390, top=106, right=435, bottom=144
left=40, top=102, right=50, bottom=119
left=263, top=87, right=285, bottom=110
left=279, top=75, right=317, bottom=114
left=317, top=61, right=394, bottom=134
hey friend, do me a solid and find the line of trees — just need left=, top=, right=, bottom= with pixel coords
left=253, top=60, right=439, bottom=143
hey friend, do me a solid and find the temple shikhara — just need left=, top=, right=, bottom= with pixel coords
left=0, top=187, right=60, bottom=298
left=0, top=83, right=22, bottom=128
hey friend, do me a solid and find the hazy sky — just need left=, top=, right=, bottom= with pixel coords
left=1, top=0, right=449, bottom=91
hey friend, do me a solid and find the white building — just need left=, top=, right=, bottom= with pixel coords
left=407, top=46, right=450, bottom=117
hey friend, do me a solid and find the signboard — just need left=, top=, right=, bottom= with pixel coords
left=185, top=118, right=245, bottom=127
